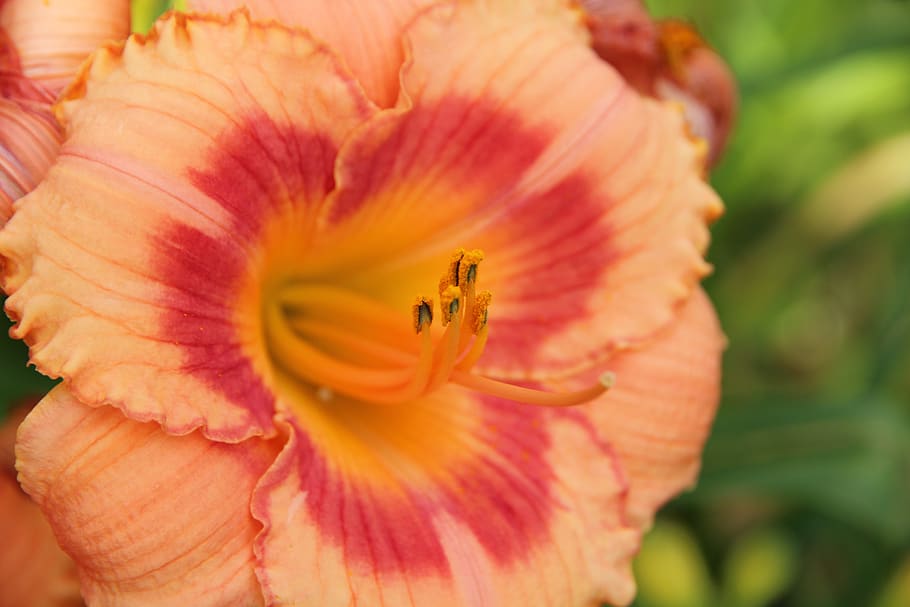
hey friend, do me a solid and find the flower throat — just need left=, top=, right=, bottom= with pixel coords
left=265, top=249, right=613, bottom=407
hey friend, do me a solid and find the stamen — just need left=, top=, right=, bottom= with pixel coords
left=426, top=306, right=463, bottom=392
left=439, top=248, right=465, bottom=292
left=454, top=250, right=481, bottom=350
left=281, top=284, right=412, bottom=340
left=268, top=248, right=612, bottom=410
left=458, top=249, right=484, bottom=288
left=286, top=317, right=415, bottom=365
left=455, top=324, right=488, bottom=372
left=452, top=371, right=616, bottom=408
left=470, top=290, right=492, bottom=335
left=378, top=326, right=435, bottom=403
left=439, top=285, right=461, bottom=326
left=265, top=302, right=413, bottom=390
left=412, top=296, right=434, bottom=334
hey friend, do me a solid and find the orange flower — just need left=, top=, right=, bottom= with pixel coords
left=2, top=2, right=725, bottom=605
left=0, top=0, right=131, bottom=223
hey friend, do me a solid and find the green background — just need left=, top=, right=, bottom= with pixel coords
left=3, top=1, right=910, bottom=606
left=638, top=1, right=910, bottom=605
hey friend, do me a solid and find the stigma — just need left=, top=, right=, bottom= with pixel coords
left=266, top=248, right=613, bottom=407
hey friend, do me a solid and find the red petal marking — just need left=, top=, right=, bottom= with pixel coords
left=326, top=97, right=549, bottom=226
left=157, top=113, right=339, bottom=423
left=252, top=394, right=607, bottom=577
left=187, top=115, right=338, bottom=240
left=479, top=175, right=616, bottom=374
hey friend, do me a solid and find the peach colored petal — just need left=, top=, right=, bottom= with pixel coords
left=582, top=1, right=737, bottom=164
left=252, top=389, right=638, bottom=606
left=16, top=386, right=281, bottom=607
left=563, top=288, right=724, bottom=529
left=316, top=0, right=721, bottom=381
left=0, top=0, right=131, bottom=93
left=0, top=474, right=82, bottom=607
left=0, top=12, right=376, bottom=440
left=0, top=96, right=61, bottom=223
left=2, top=0, right=130, bottom=220
left=0, top=403, right=81, bottom=607
left=184, top=0, right=432, bottom=107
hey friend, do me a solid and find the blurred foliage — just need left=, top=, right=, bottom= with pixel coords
left=131, top=0, right=183, bottom=32
left=1, top=1, right=908, bottom=606
left=635, top=0, right=910, bottom=606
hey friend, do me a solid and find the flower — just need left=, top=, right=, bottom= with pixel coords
left=0, top=0, right=131, bottom=223
left=1, top=2, right=725, bottom=605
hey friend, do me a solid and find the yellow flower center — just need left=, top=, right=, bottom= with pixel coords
left=263, top=248, right=613, bottom=407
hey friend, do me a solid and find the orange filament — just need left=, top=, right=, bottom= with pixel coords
left=265, top=249, right=612, bottom=407
left=452, top=371, right=615, bottom=407
left=455, top=324, right=488, bottom=372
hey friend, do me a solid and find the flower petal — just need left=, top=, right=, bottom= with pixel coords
left=0, top=0, right=131, bottom=92
left=0, top=97, right=62, bottom=224
left=0, top=474, right=81, bottom=607
left=0, top=403, right=81, bottom=607
left=317, top=0, right=721, bottom=380
left=16, top=386, right=281, bottom=607
left=252, top=389, right=638, bottom=606
left=0, top=12, right=376, bottom=439
left=565, top=288, right=724, bottom=529
left=184, top=0, right=432, bottom=107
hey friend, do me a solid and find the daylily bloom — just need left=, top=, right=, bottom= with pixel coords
left=0, top=0, right=131, bottom=222
left=2, top=2, right=725, bottom=606
left=581, top=0, right=737, bottom=165
left=0, top=403, right=82, bottom=607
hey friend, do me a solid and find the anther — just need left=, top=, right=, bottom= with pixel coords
left=439, top=285, right=461, bottom=326
left=471, top=290, right=492, bottom=334
left=412, top=296, right=434, bottom=334
left=439, top=248, right=465, bottom=292
left=458, top=249, right=484, bottom=288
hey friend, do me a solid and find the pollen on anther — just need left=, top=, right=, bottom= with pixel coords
left=412, top=296, right=434, bottom=333
left=471, top=290, right=492, bottom=334
left=440, top=248, right=466, bottom=292
left=458, top=249, right=485, bottom=287
left=439, top=285, right=461, bottom=326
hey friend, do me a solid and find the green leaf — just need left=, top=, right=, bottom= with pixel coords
left=688, top=400, right=910, bottom=544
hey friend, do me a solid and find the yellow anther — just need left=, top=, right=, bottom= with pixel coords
left=458, top=249, right=485, bottom=288
left=439, top=248, right=465, bottom=293
left=439, top=285, right=462, bottom=326
left=471, top=290, right=492, bottom=334
left=412, top=296, right=434, bottom=334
